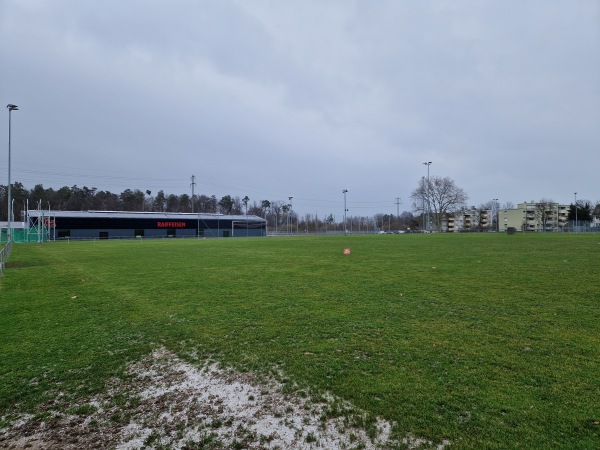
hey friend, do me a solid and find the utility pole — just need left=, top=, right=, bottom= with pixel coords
left=395, top=197, right=401, bottom=230
left=190, top=175, right=196, bottom=214
left=343, top=189, right=348, bottom=235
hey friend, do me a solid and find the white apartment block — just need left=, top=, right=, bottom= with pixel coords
left=447, top=209, right=492, bottom=232
left=593, top=205, right=600, bottom=228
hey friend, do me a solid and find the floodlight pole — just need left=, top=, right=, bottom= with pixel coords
left=7, top=104, right=18, bottom=242
left=342, top=189, right=348, bottom=235
left=421, top=176, right=425, bottom=231
left=288, top=196, right=293, bottom=235
left=423, top=162, right=432, bottom=232
left=493, top=198, right=498, bottom=231
left=574, top=192, right=577, bottom=232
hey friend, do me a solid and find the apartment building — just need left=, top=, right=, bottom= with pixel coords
left=447, top=209, right=492, bottom=232
left=593, top=204, right=600, bottom=228
left=501, top=202, right=569, bottom=232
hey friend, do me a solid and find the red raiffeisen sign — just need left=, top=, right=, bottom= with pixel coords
left=157, top=221, right=187, bottom=228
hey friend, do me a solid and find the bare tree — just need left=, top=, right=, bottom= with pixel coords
left=232, top=196, right=243, bottom=215
left=282, top=204, right=291, bottom=233
left=248, top=200, right=262, bottom=216
left=269, top=201, right=284, bottom=230
left=399, top=211, right=418, bottom=230
left=535, top=199, right=556, bottom=231
left=411, top=176, right=468, bottom=231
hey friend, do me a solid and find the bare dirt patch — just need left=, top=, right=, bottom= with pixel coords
left=0, top=348, right=449, bottom=449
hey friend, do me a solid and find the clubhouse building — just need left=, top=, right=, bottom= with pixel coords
left=20, top=210, right=267, bottom=241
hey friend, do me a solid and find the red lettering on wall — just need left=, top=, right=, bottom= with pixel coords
left=157, top=221, right=186, bottom=228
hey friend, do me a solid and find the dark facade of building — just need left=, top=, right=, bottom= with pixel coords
left=26, top=211, right=267, bottom=240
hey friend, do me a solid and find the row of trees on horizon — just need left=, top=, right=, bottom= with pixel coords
left=1, top=178, right=596, bottom=232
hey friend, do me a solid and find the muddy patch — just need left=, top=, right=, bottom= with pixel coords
left=0, top=348, right=449, bottom=449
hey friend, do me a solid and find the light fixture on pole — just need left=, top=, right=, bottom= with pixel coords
left=574, top=192, right=577, bottom=232
left=288, top=196, right=293, bottom=235
left=342, top=189, right=348, bottom=235
left=421, top=176, right=425, bottom=231
left=6, top=104, right=18, bottom=242
left=423, top=162, right=432, bottom=232
left=493, top=198, right=498, bottom=232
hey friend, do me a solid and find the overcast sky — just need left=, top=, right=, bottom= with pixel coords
left=1, top=0, right=599, bottom=218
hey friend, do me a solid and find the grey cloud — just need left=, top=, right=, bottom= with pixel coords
left=1, top=0, right=599, bottom=217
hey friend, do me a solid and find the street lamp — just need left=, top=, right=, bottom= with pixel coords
left=574, top=192, right=577, bottom=232
left=420, top=176, right=425, bottom=231
left=288, top=196, right=293, bottom=235
left=6, top=104, right=18, bottom=242
left=342, top=189, right=348, bottom=235
left=493, top=199, right=498, bottom=231
left=423, top=162, right=432, bottom=232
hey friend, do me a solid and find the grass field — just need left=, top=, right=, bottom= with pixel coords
left=1, top=233, right=599, bottom=448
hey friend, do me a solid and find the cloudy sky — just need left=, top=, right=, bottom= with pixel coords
left=1, top=0, right=599, bottom=218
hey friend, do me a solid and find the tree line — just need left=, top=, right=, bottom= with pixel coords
left=0, top=183, right=257, bottom=216
left=4, top=178, right=593, bottom=233
left=0, top=182, right=420, bottom=233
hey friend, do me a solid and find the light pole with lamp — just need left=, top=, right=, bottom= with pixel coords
left=6, top=104, right=18, bottom=242
left=242, top=195, right=249, bottom=237
left=421, top=176, right=425, bottom=231
left=493, top=198, right=498, bottom=232
left=342, top=189, right=348, bottom=235
left=574, top=192, right=577, bottom=232
left=423, top=162, right=432, bottom=232
left=288, top=196, right=293, bottom=235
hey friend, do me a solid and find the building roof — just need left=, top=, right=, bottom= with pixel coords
left=27, top=210, right=266, bottom=222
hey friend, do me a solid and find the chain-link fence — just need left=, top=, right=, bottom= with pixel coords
left=0, top=240, right=13, bottom=276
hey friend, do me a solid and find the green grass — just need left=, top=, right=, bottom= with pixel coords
left=1, top=234, right=599, bottom=448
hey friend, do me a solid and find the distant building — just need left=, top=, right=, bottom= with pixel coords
left=593, top=204, right=600, bottom=228
left=501, top=202, right=569, bottom=232
left=447, top=209, right=491, bottom=232
left=21, top=210, right=267, bottom=241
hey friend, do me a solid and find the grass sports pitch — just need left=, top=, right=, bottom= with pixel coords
left=1, top=233, right=599, bottom=448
